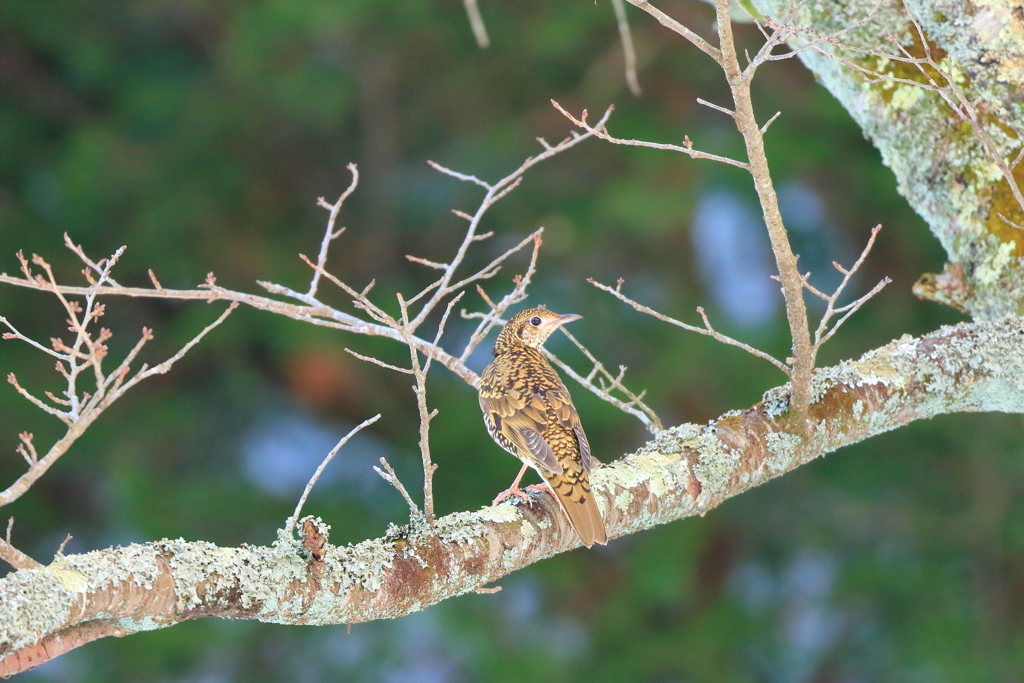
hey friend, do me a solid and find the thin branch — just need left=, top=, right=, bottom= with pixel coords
left=611, top=0, right=642, bottom=96
left=623, top=0, right=721, bottom=64
left=552, top=100, right=750, bottom=169
left=459, top=233, right=543, bottom=363
left=588, top=277, right=792, bottom=375
left=426, top=161, right=492, bottom=189
left=710, top=0, right=814, bottom=422
left=811, top=224, right=884, bottom=347
left=463, top=0, right=490, bottom=49
left=815, top=276, right=890, bottom=348
left=343, top=348, right=414, bottom=374
left=696, top=98, right=735, bottom=117
left=555, top=326, right=662, bottom=430
left=284, top=414, right=382, bottom=535
left=6, top=374, right=72, bottom=424
left=114, top=303, right=237, bottom=397
left=1, top=316, right=67, bottom=360
left=0, top=537, right=42, bottom=571
left=374, top=457, right=422, bottom=520
left=53, top=534, right=72, bottom=559
left=16, top=433, right=38, bottom=466
left=760, top=111, right=781, bottom=134
left=309, top=163, right=359, bottom=298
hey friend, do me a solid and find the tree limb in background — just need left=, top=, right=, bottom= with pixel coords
left=2, top=315, right=1020, bottom=675
left=750, top=0, right=1024, bottom=319
left=766, top=0, right=1023, bottom=223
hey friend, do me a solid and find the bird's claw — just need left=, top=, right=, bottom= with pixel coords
left=492, top=486, right=532, bottom=506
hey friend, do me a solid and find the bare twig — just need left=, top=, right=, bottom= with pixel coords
left=343, top=348, right=414, bottom=374
left=459, top=232, right=543, bottom=363
left=696, top=98, right=734, bottom=117
left=463, top=0, right=490, bottom=49
left=0, top=517, right=43, bottom=570
left=552, top=101, right=750, bottom=169
left=0, top=539, right=42, bottom=571
left=397, top=292, right=464, bottom=525
left=54, top=534, right=72, bottom=559
left=309, top=163, right=359, bottom=298
left=554, top=327, right=661, bottom=430
left=284, top=414, right=382, bottom=535
left=588, top=278, right=792, bottom=375
left=809, top=225, right=889, bottom=349
left=622, top=0, right=721, bottom=63
left=374, top=457, right=422, bottom=521
left=760, top=111, right=781, bottom=134
left=16, top=433, right=37, bottom=465
left=612, top=0, right=642, bottom=96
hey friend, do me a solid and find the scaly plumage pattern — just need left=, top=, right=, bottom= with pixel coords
left=478, top=307, right=608, bottom=547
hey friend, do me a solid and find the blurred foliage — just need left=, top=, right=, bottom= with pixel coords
left=1, top=1, right=1021, bottom=681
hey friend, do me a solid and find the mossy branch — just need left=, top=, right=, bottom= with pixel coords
left=3, top=315, right=1021, bottom=676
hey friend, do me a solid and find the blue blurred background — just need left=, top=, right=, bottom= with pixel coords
left=1, top=1, right=1021, bottom=681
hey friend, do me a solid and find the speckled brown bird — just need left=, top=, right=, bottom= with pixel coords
left=478, top=306, right=607, bottom=547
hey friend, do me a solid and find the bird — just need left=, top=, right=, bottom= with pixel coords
left=478, top=306, right=608, bottom=547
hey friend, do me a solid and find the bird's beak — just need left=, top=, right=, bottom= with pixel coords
left=555, top=313, right=582, bottom=326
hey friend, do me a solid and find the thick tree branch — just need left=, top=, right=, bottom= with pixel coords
left=3, top=315, right=1021, bottom=675
left=751, top=0, right=1024, bottom=319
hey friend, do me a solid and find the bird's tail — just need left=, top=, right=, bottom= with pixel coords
left=543, top=470, right=607, bottom=547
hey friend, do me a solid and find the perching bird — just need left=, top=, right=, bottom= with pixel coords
left=478, top=306, right=607, bottom=547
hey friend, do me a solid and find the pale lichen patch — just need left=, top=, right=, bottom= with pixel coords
left=119, top=616, right=163, bottom=633
left=764, top=431, right=803, bottom=473
left=520, top=520, right=536, bottom=546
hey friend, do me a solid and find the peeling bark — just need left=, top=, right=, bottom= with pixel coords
left=3, top=314, right=1021, bottom=676
left=752, top=0, right=1024, bottom=319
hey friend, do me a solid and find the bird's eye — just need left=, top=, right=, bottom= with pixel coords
left=530, top=316, right=542, bottom=326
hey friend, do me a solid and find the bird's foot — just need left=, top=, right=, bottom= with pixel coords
left=492, top=485, right=532, bottom=506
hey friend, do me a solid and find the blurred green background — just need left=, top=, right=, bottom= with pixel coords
left=1, top=1, right=1022, bottom=681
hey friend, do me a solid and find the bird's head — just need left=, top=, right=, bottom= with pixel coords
left=493, top=306, right=582, bottom=352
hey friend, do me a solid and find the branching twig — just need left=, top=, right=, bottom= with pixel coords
left=1, top=252, right=237, bottom=508
left=552, top=101, right=750, bottom=169
left=309, top=163, right=359, bottom=299
left=459, top=233, right=543, bottom=363
left=622, top=0, right=720, bottom=63
left=808, top=225, right=890, bottom=350
left=588, top=278, right=792, bottom=375
left=284, top=414, right=382, bottom=535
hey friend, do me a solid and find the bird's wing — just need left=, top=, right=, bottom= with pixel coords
left=479, top=384, right=563, bottom=474
left=534, top=383, right=594, bottom=472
